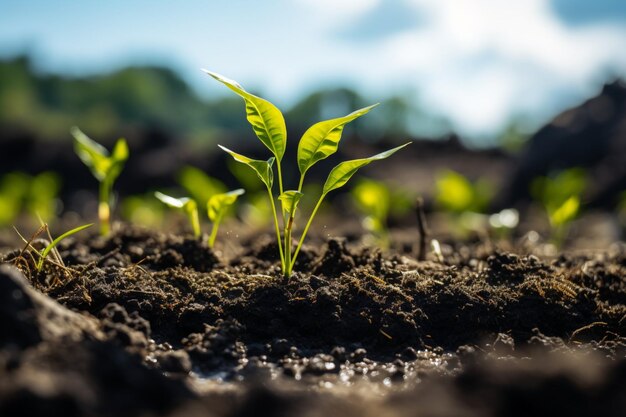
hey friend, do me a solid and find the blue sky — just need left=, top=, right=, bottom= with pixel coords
left=1, top=0, right=626, bottom=141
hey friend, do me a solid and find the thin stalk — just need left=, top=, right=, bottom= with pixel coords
left=208, top=214, right=222, bottom=248
left=283, top=213, right=294, bottom=277
left=98, top=181, right=111, bottom=236
left=297, top=174, right=305, bottom=193
left=267, top=186, right=285, bottom=271
left=288, top=194, right=325, bottom=273
left=188, top=206, right=201, bottom=238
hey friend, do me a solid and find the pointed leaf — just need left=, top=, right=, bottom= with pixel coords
left=204, top=70, right=287, bottom=160
left=154, top=192, right=190, bottom=209
left=71, top=127, right=111, bottom=181
left=323, top=143, right=410, bottom=195
left=208, top=189, right=245, bottom=221
left=218, top=145, right=274, bottom=190
left=178, top=166, right=227, bottom=206
left=278, top=190, right=304, bottom=216
left=104, top=138, right=129, bottom=185
left=297, top=104, right=378, bottom=175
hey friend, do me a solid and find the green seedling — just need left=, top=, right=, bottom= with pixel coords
left=435, top=169, right=493, bottom=214
left=121, top=194, right=165, bottom=228
left=207, top=189, right=245, bottom=247
left=155, top=192, right=201, bottom=238
left=14, top=222, right=93, bottom=272
left=531, top=168, right=586, bottom=246
left=177, top=166, right=227, bottom=207
left=351, top=178, right=391, bottom=246
left=0, top=171, right=61, bottom=226
left=435, top=169, right=494, bottom=237
left=204, top=70, right=410, bottom=277
left=351, top=177, right=415, bottom=246
left=71, top=127, right=129, bottom=236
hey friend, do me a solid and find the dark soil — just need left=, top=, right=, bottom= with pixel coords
left=1, top=225, right=625, bottom=417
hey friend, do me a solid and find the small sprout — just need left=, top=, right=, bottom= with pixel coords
left=531, top=168, right=586, bottom=246
left=71, top=127, right=129, bottom=236
left=435, top=169, right=493, bottom=214
left=26, top=223, right=93, bottom=272
left=178, top=166, right=227, bottom=207
left=435, top=170, right=494, bottom=237
left=205, top=70, right=410, bottom=277
left=207, top=189, right=245, bottom=248
left=155, top=192, right=201, bottom=238
left=352, top=178, right=391, bottom=246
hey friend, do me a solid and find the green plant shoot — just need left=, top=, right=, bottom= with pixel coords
left=72, top=127, right=129, bottom=236
left=34, top=223, right=93, bottom=271
left=155, top=192, right=201, bottom=238
left=531, top=168, right=586, bottom=245
left=435, top=170, right=493, bottom=214
left=205, top=70, right=410, bottom=277
left=352, top=178, right=391, bottom=245
left=207, top=189, right=245, bottom=248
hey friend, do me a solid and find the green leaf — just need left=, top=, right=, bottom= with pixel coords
left=154, top=191, right=191, bottom=209
left=71, top=127, right=110, bottom=181
left=549, top=195, right=580, bottom=227
left=218, top=145, right=274, bottom=190
left=297, top=104, right=378, bottom=176
left=204, top=70, right=287, bottom=160
left=104, top=138, right=129, bottom=185
left=37, top=223, right=93, bottom=270
left=178, top=166, right=227, bottom=206
left=322, top=143, right=410, bottom=195
left=207, top=189, right=245, bottom=222
left=278, top=190, right=304, bottom=216
left=71, top=127, right=128, bottom=184
left=435, top=170, right=474, bottom=213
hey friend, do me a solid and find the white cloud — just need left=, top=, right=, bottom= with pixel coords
left=326, top=0, right=626, bottom=137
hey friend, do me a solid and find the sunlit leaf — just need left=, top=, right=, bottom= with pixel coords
left=218, top=145, right=274, bottom=190
left=204, top=70, right=286, bottom=160
left=154, top=191, right=190, bottom=209
left=297, top=104, right=378, bottom=176
left=322, top=143, right=410, bottom=195
left=208, top=189, right=244, bottom=222
left=435, top=170, right=474, bottom=213
left=71, top=127, right=111, bottom=181
left=352, top=178, right=390, bottom=220
left=178, top=166, right=227, bottom=206
left=549, top=195, right=580, bottom=227
left=278, top=190, right=304, bottom=216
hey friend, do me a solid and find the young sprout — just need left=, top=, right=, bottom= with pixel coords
left=71, top=127, right=129, bottom=236
left=155, top=192, right=201, bottom=238
left=435, top=169, right=494, bottom=237
left=531, top=168, right=586, bottom=246
left=352, top=178, right=391, bottom=246
left=14, top=223, right=93, bottom=272
left=204, top=69, right=410, bottom=277
left=207, top=189, right=245, bottom=247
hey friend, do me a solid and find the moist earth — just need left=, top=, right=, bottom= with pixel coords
left=1, top=225, right=625, bottom=417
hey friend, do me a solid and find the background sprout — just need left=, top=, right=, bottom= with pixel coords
left=435, top=169, right=493, bottom=214
left=531, top=168, right=586, bottom=246
left=207, top=189, right=245, bottom=248
left=351, top=178, right=391, bottom=246
left=435, top=169, right=494, bottom=237
left=71, top=127, right=128, bottom=236
left=206, top=69, right=410, bottom=277
left=154, top=192, right=201, bottom=238
left=0, top=171, right=61, bottom=226
left=177, top=166, right=227, bottom=208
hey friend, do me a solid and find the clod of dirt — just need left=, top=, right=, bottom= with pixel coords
left=0, top=264, right=103, bottom=350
